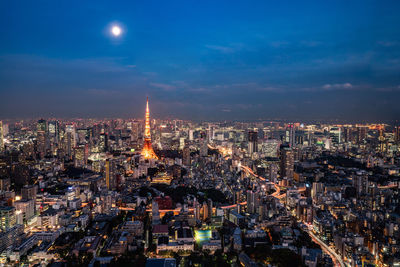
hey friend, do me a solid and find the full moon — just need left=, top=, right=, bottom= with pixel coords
left=111, top=26, right=121, bottom=36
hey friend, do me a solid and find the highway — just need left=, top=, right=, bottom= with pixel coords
left=301, top=223, right=345, bottom=267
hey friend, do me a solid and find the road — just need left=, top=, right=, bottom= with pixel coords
left=240, top=165, right=283, bottom=197
left=301, top=223, right=345, bottom=267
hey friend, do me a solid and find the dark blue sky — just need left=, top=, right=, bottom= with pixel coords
left=1, top=1, right=400, bottom=121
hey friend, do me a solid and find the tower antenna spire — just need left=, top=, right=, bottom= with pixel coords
left=141, top=97, right=158, bottom=159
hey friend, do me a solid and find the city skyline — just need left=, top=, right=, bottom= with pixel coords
left=1, top=1, right=400, bottom=121
left=1, top=2, right=400, bottom=266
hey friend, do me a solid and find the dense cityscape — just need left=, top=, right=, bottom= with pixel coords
left=2, top=1, right=400, bottom=266
left=0, top=97, right=398, bottom=266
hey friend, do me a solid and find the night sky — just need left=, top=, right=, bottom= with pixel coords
left=1, top=1, right=400, bottom=121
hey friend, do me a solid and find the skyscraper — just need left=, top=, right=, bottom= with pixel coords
left=280, top=146, right=294, bottom=179
left=199, top=131, right=208, bottom=157
left=99, top=133, right=108, bottom=152
left=343, top=127, right=354, bottom=143
left=37, top=119, right=47, bottom=133
left=357, top=126, right=367, bottom=143
left=246, top=190, right=259, bottom=214
left=183, top=145, right=191, bottom=166
left=285, top=124, right=295, bottom=147
left=36, top=119, right=47, bottom=159
left=395, top=126, right=400, bottom=144
left=207, top=198, right=213, bottom=218
left=105, top=159, right=114, bottom=190
left=65, top=124, right=76, bottom=158
left=248, top=131, right=258, bottom=154
left=0, top=121, right=4, bottom=152
left=141, top=97, right=158, bottom=159
left=74, top=144, right=88, bottom=168
left=329, top=127, right=341, bottom=144
left=48, top=120, right=60, bottom=143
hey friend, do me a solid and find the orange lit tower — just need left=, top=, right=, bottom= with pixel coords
left=141, top=97, right=158, bottom=159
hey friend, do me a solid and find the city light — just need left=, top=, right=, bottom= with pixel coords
left=194, top=230, right=212, bottom=243
left=1, top=1, right=398, bottom=266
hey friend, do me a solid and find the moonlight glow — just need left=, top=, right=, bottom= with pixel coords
left=111, top=26, right=121, bottom=36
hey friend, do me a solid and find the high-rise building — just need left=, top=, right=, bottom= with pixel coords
left=74, top=144, right=88, bottom=167
left=357, top=126, right=367, bottom=143
left=246, top=190, right=259, bottom=214
left=0, top=178, right=10, bottom=191
left=105, top=159, right=115, bottom=190
left=353, top=174, right=369, bottom=196
left=36, top=119, right=48, bottom=158
left=20, top=186, right=37, bottom=221
left=395, top=126, right=400, bottom=144
left=36, top=130, right=46, bottom=158
left=199, top=131, right=208, bottom=157
left=129, top=121, right=139, bottom=142
left=141, top=97, right=158, bottom=159
left=2, top=123, right=8, bottom=136
left=207, top=198, right=213, bottom=218
left=311, top=182, right=324, bottom=200
left=193, top=198, right=200, bottom=221
left=183, top=145, right=191, bottom=166
left=21, top=185, right=37, bottom=202
left=14, top=199, right=35, bottom=223
left=152, top=200, right=161, bottom=225
left=285, top=124, right=295, bottom=147
left=280, top=146, right=294, bottom=179
left=77, top=128, right=88, bottom=144
left=208, top=126, right=214, bottom=142
left=99, top=133, right=108, bottom=152
left=248, top=131, right=258, bottom=154
left=37, top=119, right=47, bottom=133
left=202, top=201, right=209, bottom=221
left=65, top=124, right=76, bottom=158
left=0, top=121, right=4, bottom=152
left=48, top=121, right=60, bottom=143
left=343, top=127, right=354, bottom=143
left=0, top=206, right=17, bottom=231
left=188, top=129, right=194, bottom=141
left=330, top=127, right=341, bottom=144
left=261, top=139, right=280, bottom=157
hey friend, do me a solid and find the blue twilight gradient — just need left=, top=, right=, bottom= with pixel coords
left=0, top=1, right=400, bottom=121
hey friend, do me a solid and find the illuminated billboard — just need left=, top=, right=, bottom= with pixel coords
left=194, top=229, right=212, bottom=244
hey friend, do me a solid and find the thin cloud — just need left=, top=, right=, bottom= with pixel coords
left=204, top=43, right=247, bottom=54
left=150, top=82, right=176, bottom=91
left=205, top=44, right=236, bottom=54
left=376, top=85, right=400, bottom=92
left=269, top=41, right=290, bottom=48
left=322, top=83, right=353, bottom=90
left=300, top=41, right=322, bottom=47
left=87, top=89, right=120, bottom=96
left=377, top=41, right=400, bottom=47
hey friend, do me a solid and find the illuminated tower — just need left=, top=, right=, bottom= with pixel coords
left=141, top=97, right=158, bottom=159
